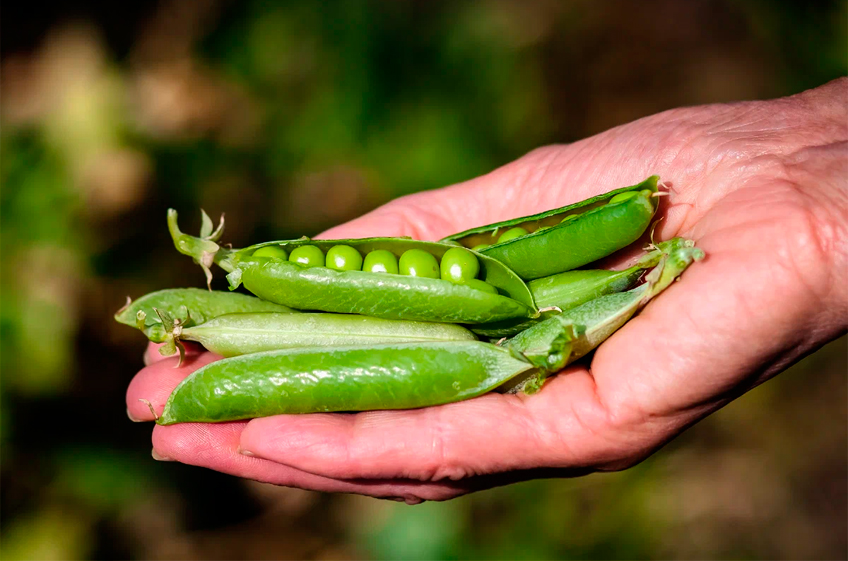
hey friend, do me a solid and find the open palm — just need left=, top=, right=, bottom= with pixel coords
left=127, top=79, right=847, bottom=503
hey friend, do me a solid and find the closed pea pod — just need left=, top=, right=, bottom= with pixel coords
left=167, top=210, right=537, bottom=324
left=156, top=312, right=477, bottom=357
left=442, top=176, right=661, bottom=279
left=471, top=238, right=694, bottom=338
left=114, top=288, right=296, bottom=342
left=508, top=244, right=704, bottom=373
left=156, top=342, right=538, bottom=423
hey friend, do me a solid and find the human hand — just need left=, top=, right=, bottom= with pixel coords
left=127, top=78, right=848, bottom=503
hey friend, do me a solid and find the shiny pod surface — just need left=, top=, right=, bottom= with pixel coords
left=224, top=238, right=536, bottom=324
left=508, top=244, right=705, bottom=365
left=114, top=288, right=295, bottom=342
left=179, top=312, right=477, bottom=357
left=442, top=176, right=659, bottom=279
left=157, top=341, right=534, bottom=423
left=470, top=238, right=693, bottom=338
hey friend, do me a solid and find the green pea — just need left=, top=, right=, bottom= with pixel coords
left=463, top=279, right=498, bottom=295
left=363, top=249, right=399, bottom=274
left=498, top=227, right=529, bottom=243
left=560, top=214, right=578, bottom=224
left=326, top=245, right=363, bottom=271
left=289, top=245, right=325, bottom=268
left=440, top=247, right=480, bottom=283
left=471, top=244, right=490, bottom=251
left=608, top=191, right=639, bottom=204
left=253, top=245, right=289, bottom=260
left=640, top=189, right=653, bottom=198
left=399, top=249, right=440, bottom=279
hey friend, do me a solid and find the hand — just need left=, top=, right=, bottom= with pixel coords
left=127, top=78, right=848, bottom=503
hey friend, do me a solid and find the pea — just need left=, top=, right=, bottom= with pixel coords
left=559, top=214, right=578, bottom=224
left=326, top=245, right=363, bottom=271
left=640, top=189, right=653, bottom=198
left=289, top=245, right=325, bottom=268
left=608, top=191, right=639, bottom=204
left=498, top=227, right=529, bottom=243
left=463, top=279, right=498, bottom=295
left=440, top=247, right=480, bottom=283
left=399, top=249, right=440, bottom=279
left=252, top=245, right=288, bottom=260
left=363, top=249, right=399, bottom=274
left=471, top=244, right=490, bottom=251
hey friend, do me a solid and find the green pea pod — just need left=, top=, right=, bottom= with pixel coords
left=167, top=210, right=537, bottom=324
left=471, top=238, right=693, bottom=338
left=156, top=342, right=535, bottom=423
left=442, top=176, right=660, bottom=279
left=114, top=288, right=295, bottom=343
left=159, top=312, right=477, bottom=357
left=509, top=244, right=705, bottom=368
left=154, top=319, right=586, bottom=423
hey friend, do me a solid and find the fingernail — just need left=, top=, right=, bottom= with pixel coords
left=127, top=408, right=143, bottom=422
left=151, top=449, right=174, bottom=462
left=237, top=447, right=255, bottom=457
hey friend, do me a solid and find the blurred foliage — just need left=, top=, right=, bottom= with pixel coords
left=1, top=0, right=846, bottom=559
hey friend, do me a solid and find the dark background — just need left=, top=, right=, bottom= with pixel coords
left=2, top=1, right=846, bottom=559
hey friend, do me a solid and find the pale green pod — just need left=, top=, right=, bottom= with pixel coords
left=508, top=245, right=704, bottom=376
left=169, top=313, right=478, bottom=357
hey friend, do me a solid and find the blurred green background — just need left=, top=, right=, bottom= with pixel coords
left=2, top=1, right=846, bottom=559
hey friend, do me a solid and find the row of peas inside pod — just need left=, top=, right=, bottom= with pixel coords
left=117, top=176, right=704, bottom=424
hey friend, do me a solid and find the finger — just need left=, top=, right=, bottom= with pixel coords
left=238, top=368, right=626, bottom=482
left=143, top=341, right=205, bottom=366
left=152, top=421, right=473, bottom=502
left=126, top=351, right=220, bottom=421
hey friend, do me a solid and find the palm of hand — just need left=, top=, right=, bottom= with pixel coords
left=127, top=80, right=847, bottom=502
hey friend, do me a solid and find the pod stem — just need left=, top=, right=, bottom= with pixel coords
left=153, top=306, right=189, bottom=367
left=167, top=209, right=236, bottom=288
left=641, top=245, right=705, bottom=305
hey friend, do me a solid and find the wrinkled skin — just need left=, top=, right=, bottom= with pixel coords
left=127, top=79, right=848, bottom=504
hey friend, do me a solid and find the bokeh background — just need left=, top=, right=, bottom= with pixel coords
left=2, top=1, right=846, bottom=559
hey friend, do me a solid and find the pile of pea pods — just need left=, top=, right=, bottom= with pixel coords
left=116, top=176, right=704, bottom=425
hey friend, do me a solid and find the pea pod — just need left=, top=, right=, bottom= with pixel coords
left=157, top=342, right=537, bottom=423
left=442, top=176, right=660, bottom=279
left=167, top=210, right=537, bottom=324
left=157, top=312, right=477, bottom=357
left=471, top=238, right=693, bottom=338
left=114, top=288, right=295, bottom=342
left=508, top=244, right=704, bottom=381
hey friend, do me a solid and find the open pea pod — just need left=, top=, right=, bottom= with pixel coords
left=167, top=210, right=537, bottom=324
left=442, top=176, right=660, bottom=279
